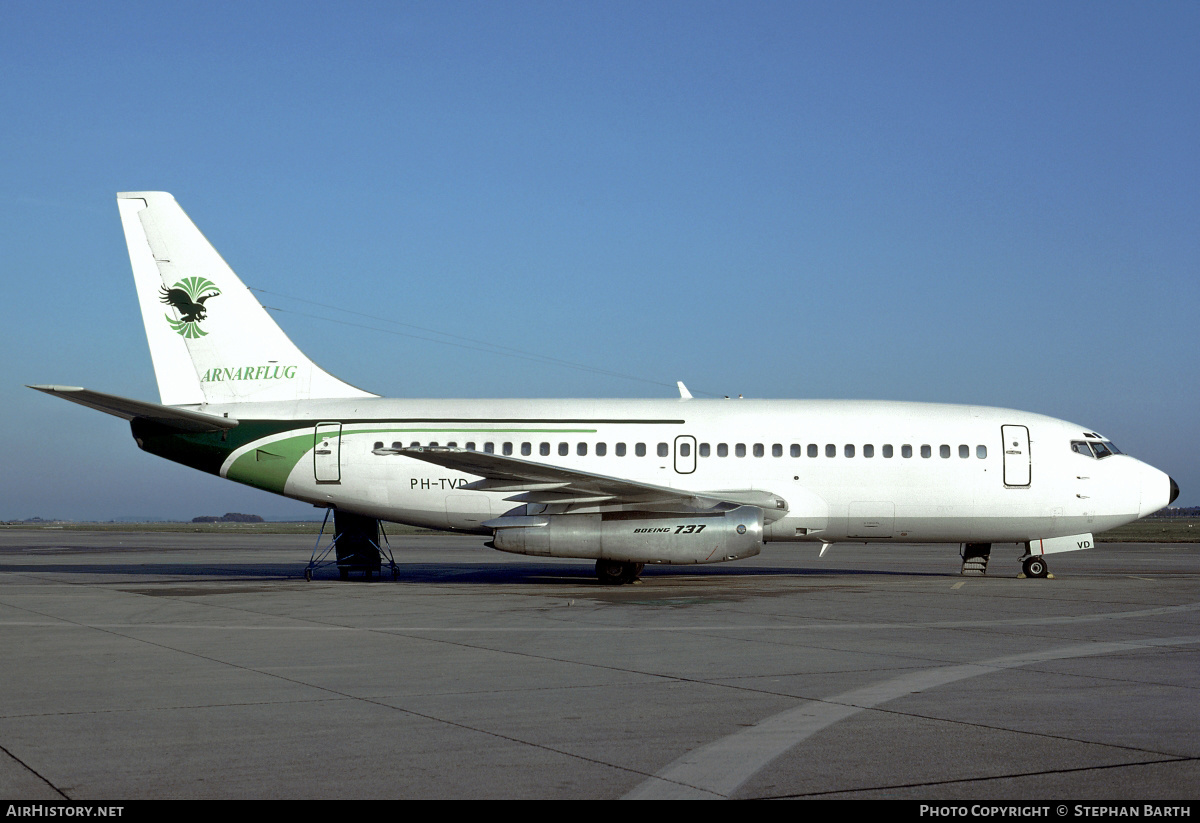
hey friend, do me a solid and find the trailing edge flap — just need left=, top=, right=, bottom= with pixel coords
left=27, top=385, right=238, bottom=432
left=397, top=446, right=788, bottom=518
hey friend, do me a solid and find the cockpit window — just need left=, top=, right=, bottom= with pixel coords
left=1073, top=440, right=1122, bottom=459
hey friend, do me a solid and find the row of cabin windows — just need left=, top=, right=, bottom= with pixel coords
left=375, top=440, right=989, bottom=459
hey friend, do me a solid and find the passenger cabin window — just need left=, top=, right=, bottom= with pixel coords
left=718, top=443, right=729, bottom=457
left=679, top=442, right=690, bottom=457
left=540, top=442, right=550, bottom=456
left=503, top=442, right=513, bottom=456
left=466, top=442, right=476, bottom=451
left=883, top=444, right=893, bottom=457
left=791, top=444, right=802, bottom=457
left=521, top=442, right=531, bottom=456
left=596, top=442, right=607, bottom=456
left=700, top=443, right=711, bottom=457
left=940, top=445, right=950, bottom=458
left=753, top=443, right=764, bottom=457
left=636, top=443, right=647, bottom=457
left=844, top=444, right=855, bottom=457
left=864, top=444, right=874, bottom=458
left=578, top=443, right=588, bottom=456
left=921, top=445, right=932, bottom=458
left=559, top=443, right=569, bottom=456
left=657, top=443, right=669, bottom=458
left=808, top=444, right=818, bottom=458
left=484, top=442, right=495, bottom=454
left=959, top=445, right=969, bottom=458
left=735, top=443, right=747, bottom=458
left=616, top=443, right=627, bottom=456
left=825, top=444, right=836, bottom=458
left=772, top=444, right=783, bottom=457
left=977, top=445, right=987, bottom=459
left=902, top=445, right=913, bottom=458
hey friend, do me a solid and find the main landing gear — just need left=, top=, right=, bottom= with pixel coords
left=596, top=559, right=644, bottom=585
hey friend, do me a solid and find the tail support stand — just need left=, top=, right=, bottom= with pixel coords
left=305, top=509, right=398, bottom=581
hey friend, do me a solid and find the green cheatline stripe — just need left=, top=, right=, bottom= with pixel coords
left=281, top=418, right=685, bottom=425
left=225, top=426, right=602, bottom=493
left=344, top=427, right=597, bottom=434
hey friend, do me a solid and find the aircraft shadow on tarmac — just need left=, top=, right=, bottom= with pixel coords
left=0, top=559, right=958, bottom=585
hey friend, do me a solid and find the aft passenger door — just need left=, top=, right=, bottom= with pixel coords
left=314, top=422, right=342, bottom=483
left=1001, top=425, right=1030, bottom=487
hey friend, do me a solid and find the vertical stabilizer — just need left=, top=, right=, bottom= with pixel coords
left=117, top=192, right=375, bottom=405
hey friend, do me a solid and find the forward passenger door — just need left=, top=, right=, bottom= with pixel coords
left=1001, top=425, right=1030, bottom=487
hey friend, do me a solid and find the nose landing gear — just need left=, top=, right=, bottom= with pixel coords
left=1020, top=553, right=1051, bottom=579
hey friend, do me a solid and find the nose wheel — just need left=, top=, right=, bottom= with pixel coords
left=1021, top=555, right=1050, bottom=579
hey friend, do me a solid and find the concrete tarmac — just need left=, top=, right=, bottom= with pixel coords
left=0, top=530, right=1196, bottom=800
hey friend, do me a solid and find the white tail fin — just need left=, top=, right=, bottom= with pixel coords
left=117, top=192, right=375, bottom=406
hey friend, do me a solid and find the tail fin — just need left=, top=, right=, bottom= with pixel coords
left=117, top=192, right=375, bottom=406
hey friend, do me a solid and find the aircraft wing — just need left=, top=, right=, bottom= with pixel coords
left=394, top=446, right=788, bottom=516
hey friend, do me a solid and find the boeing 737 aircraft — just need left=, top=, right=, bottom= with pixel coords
left=31, top=192, right=1179, bottom=583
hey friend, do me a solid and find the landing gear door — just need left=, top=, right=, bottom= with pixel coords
left=314, top=422, right=342, bottom=483
left=1002, top=424, right=1030, bottom=487
left=674, top=435, right=696, bottom=474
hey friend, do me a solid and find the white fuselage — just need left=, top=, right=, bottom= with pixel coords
left=206, top=396, right=1171, bottom=546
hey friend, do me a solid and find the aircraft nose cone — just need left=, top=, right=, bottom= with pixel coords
left=1169, top=476, right=1180, bottom=505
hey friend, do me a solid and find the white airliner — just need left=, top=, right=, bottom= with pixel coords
left=31, top=192, right=1178, bottom=583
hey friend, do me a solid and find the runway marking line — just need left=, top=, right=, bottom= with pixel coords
left=623, top=634, right=1200, bottom=800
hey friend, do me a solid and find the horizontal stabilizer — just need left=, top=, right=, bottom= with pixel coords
left=27, top=385, right=238, bottom=432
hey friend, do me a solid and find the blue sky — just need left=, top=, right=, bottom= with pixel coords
left=2, top=0, right=1197, bottom=519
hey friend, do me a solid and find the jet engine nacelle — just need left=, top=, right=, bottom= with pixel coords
left=486, top=505, right=764, bottom=565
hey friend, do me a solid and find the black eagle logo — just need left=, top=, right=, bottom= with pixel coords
left=160, top=285, right=219, bottom=324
